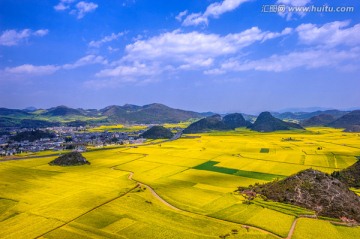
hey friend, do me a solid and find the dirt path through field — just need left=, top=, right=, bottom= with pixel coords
left=286, top=218, right=298, bottom=239
left=120, top=169, right=283, bottom=238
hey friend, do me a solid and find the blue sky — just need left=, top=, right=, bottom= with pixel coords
left=0, top=0, right=359, bottom=113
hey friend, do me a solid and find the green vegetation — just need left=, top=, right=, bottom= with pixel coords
left=140, top=126, right=174, bottom=139
left=260, top=148, right=270, bottom=153
left=49, top=152, right=90, bottom=166
left=332, top=159, right=360, bottom=188
left=10, top=130, right=55, bottom=142
left=194, top=161, right=285, bottom=181
left=245, top=169, right=360, bottom=222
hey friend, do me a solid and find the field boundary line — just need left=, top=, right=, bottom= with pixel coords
left=34, top=184, right=139, bottom=239
left=315, top=140, right=360, bottom=149
left=238, top=153, right=340, bottom=170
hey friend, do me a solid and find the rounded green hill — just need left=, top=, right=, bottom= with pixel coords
left=140, top=126, right=174, bottom=139
left=49, top=152, right=90, bottom=166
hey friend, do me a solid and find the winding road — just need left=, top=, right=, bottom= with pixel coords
left=116, top=168, right=283, bottom=238
left=116, top=167, right=354, bottom=239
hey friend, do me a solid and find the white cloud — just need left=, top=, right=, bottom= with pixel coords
left=96, top=27, right=291, bottom=79
left=183, top=13, right=208, bottom=26
left=0, top=29, right=48, bottom=46
left=212, top=47, right=360, bottom=73
left=62, top=55, right=108, bottom=69
left=54, top=0, right=98, bottom=19
left=54, top=0, right=75, bottom=11
left=2, top=55, right=107, bottom=79
left=96, top=62, right=161, bottom=77
left=124, top=28, right=290, bottom=62
left=277, top=0, right=310, bottom=6
left=182, top=0, right=251, bottom=26
left=175, top=10, right=188, bottom=22
left=75, top=1, right=98, bottom=19
left=34, top=29, right=49, bottom=37
left=89, top=32, right=126, bottom=48
left=5, top=64, right=60, bottom=75
left=296, top=21, right=360, bottom=47
left=204, top=68, right=226, bottom=75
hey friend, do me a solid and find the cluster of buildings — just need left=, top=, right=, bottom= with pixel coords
left=0, top=126, right=147, bottom=157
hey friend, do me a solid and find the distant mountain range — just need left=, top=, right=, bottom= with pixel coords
left=0, top=104, right=359, bottom=131
left=183, top=110, right=360, bottom=133
left=301, top=114, right=337, bottom=127
left=327, top=110, right=360, bottom=129
left=272, top=110, right=349, bottom=121
left=0, top=104, right=211, bottom=128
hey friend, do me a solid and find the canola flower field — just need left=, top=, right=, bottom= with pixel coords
left=1, top=127, right=360, bottom=239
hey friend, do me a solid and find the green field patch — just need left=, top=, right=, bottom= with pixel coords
left=260, top=148, right=270, bottom=153
left=193, top=161, right=238, bottom=174
left=193, top=161, right=285, bottom=181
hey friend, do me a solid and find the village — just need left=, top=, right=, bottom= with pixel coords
left=0, top=126, right=147, bottom=156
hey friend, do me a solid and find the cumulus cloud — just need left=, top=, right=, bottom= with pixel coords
left=89, top=32, right=126, bottom=48
left=91, top=26, right=289, bottom=87
left=54, top=0, right=75, bottom=11
left=96, top=27, right=291, bottom=79
left=0, top=29, right=49, bottom=46
left=182, top=0, right=251, bottom=26
left=124, top=28, right=290, bottom=62
left=296, top=21, right=360, bottom=47
left=54, top=0, right=98, bottom=19
left=208, top=47, right=360, bottom=73
left=74, top=1, right=98, bottom=19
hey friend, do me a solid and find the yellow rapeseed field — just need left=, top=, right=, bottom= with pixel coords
left=0, top=127, right=359, bottom=238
